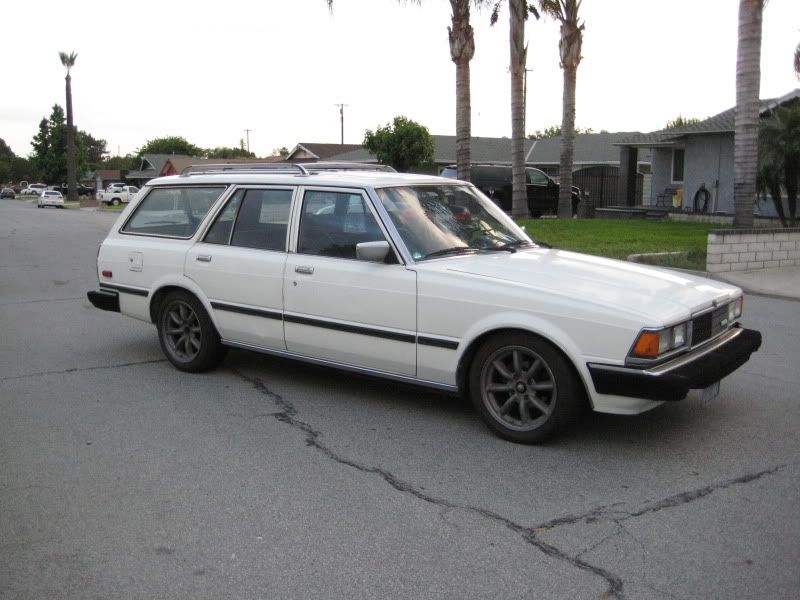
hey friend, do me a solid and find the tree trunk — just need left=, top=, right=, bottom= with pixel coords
left=556, top=9, right=582, bottom=219
left=558, top=65, right=577, bottom=218
left=509, top=0, right=527, bottom=218
left=732, top=0, right=763, bottom=229
left=449, top=0, right=474, bottom=182
left=65, top=73, right=77, bottom=204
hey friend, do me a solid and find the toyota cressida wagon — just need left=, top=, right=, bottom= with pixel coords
left=87, top=163, right=761, bottom=443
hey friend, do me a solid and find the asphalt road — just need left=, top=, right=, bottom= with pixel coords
left=1, top=198, right=798, bottom=600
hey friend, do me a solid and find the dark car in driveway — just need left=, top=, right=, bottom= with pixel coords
left=1, top=188, right=16, bottom=199
left=441, top=164, right=581, bottom=217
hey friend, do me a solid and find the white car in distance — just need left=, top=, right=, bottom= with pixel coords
left=87, top=163, right=762, bottom=443
left=37, top=190, right=64, bottom=208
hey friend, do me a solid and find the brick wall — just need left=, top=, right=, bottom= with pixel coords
left=707, top=228, right=800, bottom=273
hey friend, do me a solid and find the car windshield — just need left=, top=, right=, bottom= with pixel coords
left=374, top=184, right=532, bottom=261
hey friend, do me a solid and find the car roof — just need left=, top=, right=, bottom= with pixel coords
left=146, top=170, right=464, bottom=189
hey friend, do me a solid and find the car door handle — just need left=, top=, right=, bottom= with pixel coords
left=295, top=265, right=314, bottom=275
left=196, top=255, right=212, bottom=263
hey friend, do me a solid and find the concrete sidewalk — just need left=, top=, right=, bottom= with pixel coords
left=713, top=266, right=800, bottom=301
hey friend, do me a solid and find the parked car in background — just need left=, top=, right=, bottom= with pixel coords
left=23, top=183, right=48, bottom=196
left=58, top=183, right=95, bottom=197
left=440, top=164, right=581, bottom=217
left=97, top=185, right=139, bottom=206
left=1, top=188, right=15, bottom=199
left=86, top=164, right=761, bottom=444
left=106, top=183, right=126, bottom=192
left=37, top=190, right=64, bottom=208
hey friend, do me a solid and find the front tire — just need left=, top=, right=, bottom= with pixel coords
left=157, top=291, right=226, bottom=372
left=469, top=332, right=582, bottom=444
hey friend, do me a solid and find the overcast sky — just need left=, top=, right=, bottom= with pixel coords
left=2, top=0, right=798, bottom=158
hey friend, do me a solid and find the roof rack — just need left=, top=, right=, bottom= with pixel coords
left=179, top=161, right=396, bottom=177
left=180, top=163, right=310, bottom=176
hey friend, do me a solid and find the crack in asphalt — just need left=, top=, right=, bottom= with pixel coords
left=531, top=464, right=789, bottom=533
left=0, top=358, right=167, bottom=382
left=232, top=368, right=626, bottom=599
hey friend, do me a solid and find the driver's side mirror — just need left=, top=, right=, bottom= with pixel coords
left=356, top=240, right=391, bottom=262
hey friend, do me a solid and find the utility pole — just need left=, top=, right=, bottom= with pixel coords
left=243, top=129, right=252, bottom=153
left=334, top=103, right=348, bottom=144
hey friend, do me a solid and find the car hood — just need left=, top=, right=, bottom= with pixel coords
left=419, top=248, right=740, bottom=323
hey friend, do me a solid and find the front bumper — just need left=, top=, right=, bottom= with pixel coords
left=87, top=289, right=120, bottom=313
left=588, top=327, right=762, bottom=402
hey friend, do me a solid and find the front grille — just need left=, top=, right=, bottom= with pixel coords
left=691, top=305, right=729, bottom=346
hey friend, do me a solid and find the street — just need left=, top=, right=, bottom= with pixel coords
left=1, top=198, right=798, bottom=600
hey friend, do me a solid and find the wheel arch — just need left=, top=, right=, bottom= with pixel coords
left=456, top=326, right=593, bottom=411
left=148, top=277, right=219, bottom=331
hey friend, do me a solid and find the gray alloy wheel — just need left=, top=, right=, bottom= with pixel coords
left=157, top=291, right=226, bottom=372
left=469, top=332, right=581, bottom=444
left=111, top=198, right=120, bottom=206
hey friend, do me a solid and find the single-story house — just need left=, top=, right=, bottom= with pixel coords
left=320, top=133, right=651, bottom=207
left=88, top=169, right=121, bottom=191
left=617, top=88, right=800, bottom=215
left=125, top=154, right=285, bottom=186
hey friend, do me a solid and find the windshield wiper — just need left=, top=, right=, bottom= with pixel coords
left=481, top=240, right=536, bottom=253
left=422, top=246, right=477, bottom=260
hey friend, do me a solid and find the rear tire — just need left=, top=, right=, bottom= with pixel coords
left=469, top=332, right=581, bottom=444
left=157, top=291, right=227, bottom=372
left=111, top=198, right=120, bottom=206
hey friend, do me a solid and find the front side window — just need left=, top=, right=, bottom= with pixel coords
left=527, top=168, right=549, bottom=185
left=297, top=190, right=387, bottom=259
left=122, top=186, right=225, bottom=238
left=375, top=185, right=530, bottom=261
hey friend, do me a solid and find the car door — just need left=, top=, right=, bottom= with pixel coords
left=283, top=188, right=417, bottom=376
left=185, top=186, right=294, bottom=349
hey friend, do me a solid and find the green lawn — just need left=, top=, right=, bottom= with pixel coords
left=516, top=218, right=726, bottom=271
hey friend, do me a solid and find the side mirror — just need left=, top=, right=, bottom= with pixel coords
left=356, top=240, right=391, bottom=262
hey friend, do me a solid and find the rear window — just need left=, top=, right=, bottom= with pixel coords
left=121, top=186, right=226, bottom=238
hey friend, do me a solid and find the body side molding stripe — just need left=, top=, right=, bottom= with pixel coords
left=211, top=301, right=282, bottom=320
left=100, top=283, right=149, bottom=297
left=284, top=313, right=416, bottom=344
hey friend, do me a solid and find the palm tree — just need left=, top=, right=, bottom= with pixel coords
left=328, top=1, right=479, bottom=183
left=490, top=1, right=538, bottom=217
left=59, top=51, right=78, bottom=204
left=759, top=106, right=800, bottom=227
left=732, top=1, right=763, bottom=229
left=538, top=1, right=584, bottom=219
left=449, top=0, right=476, bottom=182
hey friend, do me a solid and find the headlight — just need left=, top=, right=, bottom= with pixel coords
left=728, top=297, right=743, bottom=322
left=629, top=321, right=691, bottom=361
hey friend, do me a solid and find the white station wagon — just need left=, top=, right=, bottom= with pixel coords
left=88, top=164, right=761, bottom=443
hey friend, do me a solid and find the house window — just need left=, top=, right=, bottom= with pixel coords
left=671, top=148, right=685, bottom=183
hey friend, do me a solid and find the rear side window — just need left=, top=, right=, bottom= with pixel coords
left=122, top=187, right=225, bottom=238
left=205, top=188, right=293, bottom=250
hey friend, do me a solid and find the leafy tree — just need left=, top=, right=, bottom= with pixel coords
left=0, top=139, right=16, bottom=184
left=528, top=125, right=594, bottom=139
left=79, top=130, right=107, bottom=166
left=664, top=115, right=702, bottom=129
left=363, top=116, right=435, bottom=172
left=99, top=154, right=139, bottom=171
left=206, top=146, right=256, bottom=159
left=31, top=105, right=88, bottom=185
left=136, top=136, right=204, bottom=157
left=60, top=51, right=78, bottom=202
left=758, top=105, right=800, bottom=227
left=733, top=0, right=764, bottom=228
left=794, top=40, right=799, bottom=79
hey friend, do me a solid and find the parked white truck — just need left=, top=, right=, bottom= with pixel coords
left=97, top=185, right=139, bottom=206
